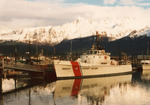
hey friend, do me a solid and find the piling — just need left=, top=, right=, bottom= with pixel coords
left=0, top=58, right=4, bottom=105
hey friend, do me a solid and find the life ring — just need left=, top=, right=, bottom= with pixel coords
left=104, top=56, right=107, bottom=60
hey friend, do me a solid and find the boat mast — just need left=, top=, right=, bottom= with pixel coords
left=96, top=31, right=103, bottom=50
left=147, top=41, right=149, bottom=55
left=80, top=34, right=82, bottom=55
left=70, top=40, right=72, bottom=61
left=14, top=47, right=17, bottom=64
left=27, top=33, right=31, bottom=63
left=53, top=46, right=55, bottom=60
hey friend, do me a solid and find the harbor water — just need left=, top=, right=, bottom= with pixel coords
left=1, top=70, right=150, bottom=105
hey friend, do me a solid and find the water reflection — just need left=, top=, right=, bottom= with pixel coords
left=142, top=70, right=150, bottom=81
left=1, top=71, right=150, bottom=105
left=2, top=80, right=56, bottom=105
left=0, top=70, right=3, bottom=105
left=54, top=75, right=131, bottom=105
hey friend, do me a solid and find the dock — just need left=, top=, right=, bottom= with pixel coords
left=4, top=64, right=45, bottom=73
left=0, top=58, right=56, bottom=81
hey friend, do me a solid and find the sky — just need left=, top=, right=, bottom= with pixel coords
left=0, top=0, right=150, bottom=29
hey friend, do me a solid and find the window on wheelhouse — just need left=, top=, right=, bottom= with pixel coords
left=90, top=51, right=93, bottom=54
left=88, top=50, right=98, bottom=54
left=94, top=51, right=97, bottom=54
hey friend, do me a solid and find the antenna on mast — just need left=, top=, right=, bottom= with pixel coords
left=80, top=34, right=82, bottom=55
left=95, top=31, right=103, bottom=50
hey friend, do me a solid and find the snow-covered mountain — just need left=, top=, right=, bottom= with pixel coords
left=0, top=17, right=150, bottom=45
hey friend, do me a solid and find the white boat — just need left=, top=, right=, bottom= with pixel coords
left=54, top=34, right=132, bottom=79
left=141, top=60, right=150, bottom=70
left=54, top=45, right=132, bottom=79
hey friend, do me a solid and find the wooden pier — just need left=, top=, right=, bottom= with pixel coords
left=0, top=58, right=56, bottom=81
left=4, top=64, right=44, bottom=73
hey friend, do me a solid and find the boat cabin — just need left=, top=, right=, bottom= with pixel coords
left=79, top=49, right=117, bottom=65
left=141, top=60, right=150, bottom=65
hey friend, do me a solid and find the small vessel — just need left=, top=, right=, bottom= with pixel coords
left=140, top=41, right=150, bottom=70
left=141, top=60, right=150, bottom=70
left=54, top=35, right=132, bottom=79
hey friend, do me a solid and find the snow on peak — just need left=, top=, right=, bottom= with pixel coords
left=129, top=26, right=150, bottom=38
left=0, top=17, right=150, bottom=45
left=0, top=26, right=13, bottom=34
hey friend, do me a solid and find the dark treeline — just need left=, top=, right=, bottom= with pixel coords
left=0, top=41, right=54, bottom=57
left=0, top=35, right=150, bottom=57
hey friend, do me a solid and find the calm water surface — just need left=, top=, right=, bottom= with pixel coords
left=1, top=70, right=150, bottom=105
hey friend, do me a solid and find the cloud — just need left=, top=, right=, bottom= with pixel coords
left=26, top=0, right=65, bottom=3
left=103, top=0, right=117, bottom=5
left=137, top=2, right=150, bottom=6
left=0, top=0, right=66, bottom=28
left=119, top=0, right=135, bottom=5
left=0, top=0, right=150, bottom=29
left=118, top=0, right=150, bottom=6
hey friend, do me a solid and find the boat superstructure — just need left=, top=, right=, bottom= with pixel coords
left=79, top=48, right=117, bottom=66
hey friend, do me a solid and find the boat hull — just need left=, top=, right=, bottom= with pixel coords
left=54, top=60, right=132, bottom=79
left=142, top=64, right=150, bottom=70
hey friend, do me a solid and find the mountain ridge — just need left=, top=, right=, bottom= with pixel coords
left=0, top=17, right=150, bottom=46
